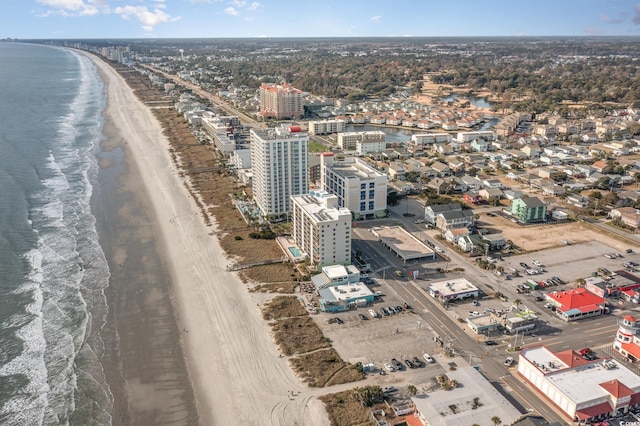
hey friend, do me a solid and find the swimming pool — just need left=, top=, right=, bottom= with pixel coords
left=288, top=247, right=303, bottom=257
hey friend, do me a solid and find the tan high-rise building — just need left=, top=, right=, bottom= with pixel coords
left=259, top=83, right=304, bottom=120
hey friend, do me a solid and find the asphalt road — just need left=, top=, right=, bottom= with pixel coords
left=352, top=196, right=632, bottom=424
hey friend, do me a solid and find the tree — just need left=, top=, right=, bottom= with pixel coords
left=407, top=384, right=417, bottom=396
left=491, top=416, right=503, bottom=426
left=352, top=386, right=383, bottom=407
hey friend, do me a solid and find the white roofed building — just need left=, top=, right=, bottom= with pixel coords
left=518, top=345, right=640, bottom=423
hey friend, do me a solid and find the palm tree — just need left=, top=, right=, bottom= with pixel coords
left=513, top=299, right=522, bottom=310
left=491, top=416, right=502, bottom=426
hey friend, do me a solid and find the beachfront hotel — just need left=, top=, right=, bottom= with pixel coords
left=251, top=126, right=308, bottom=219
left=320, top=152, right=387, bottom=220
left=291, top=190, right=352, bottom=267
left=258, top=82, right=304, bottom=120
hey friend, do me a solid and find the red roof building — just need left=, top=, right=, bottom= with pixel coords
left=546, top=288, right=605, bottom=321
left=614, top=315, right=640, bottom=362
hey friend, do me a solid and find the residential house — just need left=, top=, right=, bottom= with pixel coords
left=482, top=178, right=503, bottom=189
left=463, top=191, right=483, bottom=204
left=479, top=187, right=504, bottom=202
left=430, top=161, right=452, bottom=177
left=424, top=203, right=462, bottom=225
left=567, top=194, right=590, bottom=208
left=503, top=189, right=523, bottom=200
left=470, top=139, right=489, bottom=152
left=461, top=175, right=483, bottom=191
left=482, top=233, right=506, bottom=250
left=427, top=177, right=450, bottom=194
left=541, top=184, right=566, bottom=196
left=611, top=207, right=640, bottom=229
left=592, top=160, right=612, bottom=174
left=435, top=209, right=476, bottom=232
left=510, top=196, right=547, bottom=223
left=521, top=145, right=540, bottom=158
left=444, top=228, right=470, bottom=244
left=387, top=162, right=406, bottom=181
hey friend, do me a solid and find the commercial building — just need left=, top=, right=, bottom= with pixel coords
left=412, top=367, right=521, bottom=426
left=336, top=130, right=385, bottom=150
left=370, top=226, right=436, bottom=262
left=429, top=278, right=479, bottom=302
left=410, top=133, right=452, bottom=146
left=291, top=190, right=352, bottom=267
left=320, top=153, right=387, bottom=219
left=310, top=264, right=374, bottom=312
left=545, top=288, right=606, bottom=322
left=230, top=149, right=252, bottom=170
left=251, top=126, right=308, bottom=219
left=259, top=82, right=304, bottom=120
left=308, top=119, right=346, bottom=135
left=456, top=130, right=498, bottom=142
left=517, top=345, right=640, bottom=423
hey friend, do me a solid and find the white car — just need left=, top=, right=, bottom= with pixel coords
left=423, top=353, right=435, bottom=363
left=532, top=260, right=542, bottom=266
left=384, top=363, right=395, bottom=372
left=434, top=246, right=444, bottom=253
left=368, top=308, right=378, bottom=318
left=382, top=386, right=397, bottom=393
left=504, top=356, right=514, bottom=367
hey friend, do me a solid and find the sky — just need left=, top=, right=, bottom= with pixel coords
left=3, top=0, right=640, bottom=39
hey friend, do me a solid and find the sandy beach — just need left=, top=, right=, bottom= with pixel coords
left=83, top=53, right=332, bottom=425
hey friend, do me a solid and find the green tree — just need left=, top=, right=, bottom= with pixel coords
left=407, top=384, right=417, bottom=396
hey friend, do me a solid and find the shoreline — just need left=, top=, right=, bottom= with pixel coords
left=82, top=52, right=331, bottom=424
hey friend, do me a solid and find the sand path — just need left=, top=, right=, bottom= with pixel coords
left=85, top=53, right=330, bottom=425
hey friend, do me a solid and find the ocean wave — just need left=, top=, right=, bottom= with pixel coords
left=0, top=49, right=113, bottom=425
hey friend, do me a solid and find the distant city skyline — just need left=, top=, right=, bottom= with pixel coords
left=4, top=0, right=640, bottom=39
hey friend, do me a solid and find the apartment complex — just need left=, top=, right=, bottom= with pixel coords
left=251, top=126, right=308, bottom=218
left=320, top=153, right=387, bottom=219
left=336, top=130, right=385, bottom=150
left=259, top=82, right=304, bottom=120
left=291, top=190, right=352, bottom=267
left=308, top=119, right=346, bottom=135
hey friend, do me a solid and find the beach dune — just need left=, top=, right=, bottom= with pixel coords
left=85, top=53, right=330, bottom=424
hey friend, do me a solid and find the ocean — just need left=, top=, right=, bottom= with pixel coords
left=0, top=43, right=113, bottom=425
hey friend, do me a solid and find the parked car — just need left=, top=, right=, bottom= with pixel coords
left=520, top=262, right=530, bottom=269
left=627, top=248, right=634, bottom=254
left=403, top=303, right=412, bottom=310
left=388, top=306, right=396, bottom=315
left=335, top=317, right=344, bottom=324
left=532, top=260, right=542, bottom=266
left=380, top=308, right=388, bottom=317
left=384, top=363, right=395, bottom=372
left=358, top=313, right=368, bottom=320
left=472, top=299, right=480, bottom=306
left=383, top=386, right=397, bottom=393
left=391, top=358, right=403, bottom=370
left=504, top=356, right=514, bottom=367
left=412, top=356, right=424, bottom=367
left=405, top=359, right=416, bottom=369
left=395, top=305, right=404, bottom=313
left=434, top=246, right=444, bottom=253
left=394, top=270, right=404, bottom=278
left=423, top=353, right=435, bottom=363
left=485, top=340, right=497, bottom=345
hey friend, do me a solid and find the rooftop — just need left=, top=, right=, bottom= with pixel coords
left=547, top=288, right=605, bottom=312
left=371, top=226, right=435, bottom=261
left=520, top=345, right=640, bottom=405
left=326, top=157, right=386, bottom=180
left=430, top=278, right=478, bottom=297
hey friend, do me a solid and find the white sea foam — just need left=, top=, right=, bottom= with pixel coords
left=1, top=49, right=113, bottom=425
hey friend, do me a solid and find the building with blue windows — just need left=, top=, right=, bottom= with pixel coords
left=320, top=152, right=387, bottom=220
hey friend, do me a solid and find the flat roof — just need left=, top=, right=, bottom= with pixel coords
left=327, top=158, right=385, bottom=180
left=411, top=367, right=521, bottom=426
left=323, top=264, right=348, bottom=280
left=321, top=283, right=373, bottom=302
left=430, top=278, right=478, bottom=297
left=521, top=345, right=640, bottom=405
left=371, top=226, right=435, bottom=261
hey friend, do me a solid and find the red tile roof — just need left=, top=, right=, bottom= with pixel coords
left=599, top=379, right=635, bottom=398
left=575, top=401, right=612, bottom=420
left=621, top=341, right=640, bottom=359
left=555, top=349, right=591, bottom=368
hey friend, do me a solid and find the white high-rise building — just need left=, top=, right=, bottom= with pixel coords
left=320, top=152, right=387, bottom=220
left=251, top=126, right=308, bottom=219
left=291, top=190, right=352, bottom=267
